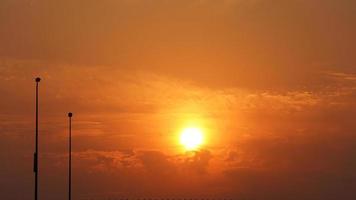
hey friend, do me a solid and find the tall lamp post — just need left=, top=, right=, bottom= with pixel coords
left=34, top=77, right=41, bottom=200
left=68, top=112, right=73, bottom=200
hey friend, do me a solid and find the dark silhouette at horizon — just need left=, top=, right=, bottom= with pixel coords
left=68, top=112, right=73, bottom=200
left=34, top=77, right=40, bottom=200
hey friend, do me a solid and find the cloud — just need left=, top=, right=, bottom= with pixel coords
left=72, top=149, right=214, bottom=176
left=181, top=150, right=213, bottom=175
left=137, top=150, right=176, bottom=175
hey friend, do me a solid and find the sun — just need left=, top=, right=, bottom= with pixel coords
left=180, top=127, right=204, bottom=150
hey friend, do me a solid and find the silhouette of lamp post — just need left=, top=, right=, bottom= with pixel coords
left=68, top=112, right=73, bottom=200
left=34, top=77, right=40, bottom=200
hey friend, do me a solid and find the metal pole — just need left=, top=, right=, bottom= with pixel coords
left=34, top=77, right=41, bottom=200
left=68, top=112, right=73, bottom=200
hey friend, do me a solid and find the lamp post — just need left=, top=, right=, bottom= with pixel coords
left=34, top=77, right=41, bottom=200
left=68, top=112, right=73, bottom=200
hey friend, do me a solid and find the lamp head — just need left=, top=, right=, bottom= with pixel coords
left=35, top=77, right=41, bottom=82
left=68, top=112, right=73, bottom=117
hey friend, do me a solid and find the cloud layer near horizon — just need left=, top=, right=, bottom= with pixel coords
left=1, top=61, right=355, bottom=199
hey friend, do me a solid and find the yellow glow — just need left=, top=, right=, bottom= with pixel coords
left=180, top=127, right=203, bottom=150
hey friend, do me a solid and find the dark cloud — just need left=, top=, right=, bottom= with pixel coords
left=137, top=150, right=176, bottom=175
left=223, top=167, right=356, bottom=200
left=181, top=150, right=212, bottom=175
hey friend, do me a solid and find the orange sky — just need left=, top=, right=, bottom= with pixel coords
left=0, top=0, right=356, bottom=199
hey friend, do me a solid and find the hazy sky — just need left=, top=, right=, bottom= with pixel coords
left=0, top=0, right=356, bottom=199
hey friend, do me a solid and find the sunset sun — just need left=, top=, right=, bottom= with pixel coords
left=180, top=127, right=204, bottom=150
